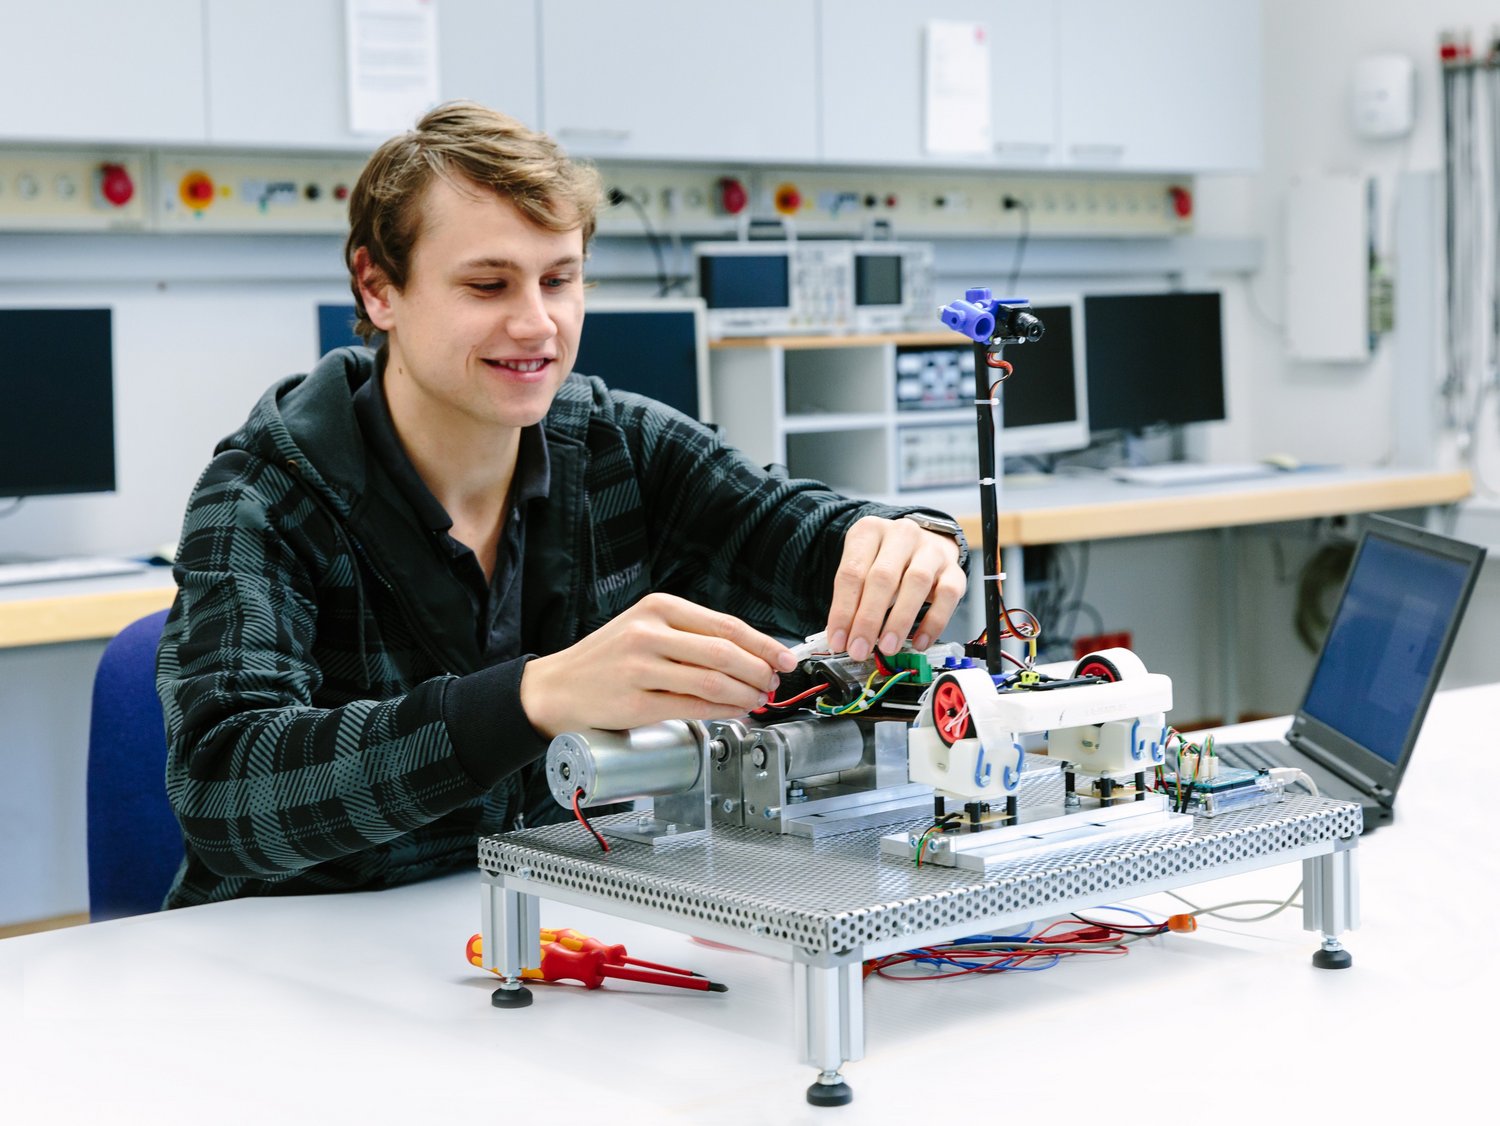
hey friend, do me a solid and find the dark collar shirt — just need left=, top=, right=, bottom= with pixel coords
left=352, top=363, right=552, bottom=663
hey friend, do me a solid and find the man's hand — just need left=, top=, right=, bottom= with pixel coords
left=825, top=516, right=966, bottom=659
left=519, top=592, right=798, bottom=739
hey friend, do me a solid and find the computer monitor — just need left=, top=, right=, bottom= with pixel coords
left=892, top=298, right=1088, bottom=462
left=576, top=297, right=711, bottom=423
left=998, top=298, right=1089, bottom=456
left=315, top=297, right=711, bottom=423
left=0, top=308, right=116, bottom=498
left=1084, top=291, right=1226, bottom=433
left=318, top=303, right=364, bottom=355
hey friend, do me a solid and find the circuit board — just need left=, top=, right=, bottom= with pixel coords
left=1159, top=765, right=1286, bottom=816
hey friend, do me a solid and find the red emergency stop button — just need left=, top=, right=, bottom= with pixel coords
left=98, top=163, right=134, bottom=207
left=180, top=171, right=216, bottom=210
left=716, top=176, right=747, bottom=215
left=1169, top=185, right=1193, bottom=219
left=773, top=183, right=801, bottom=215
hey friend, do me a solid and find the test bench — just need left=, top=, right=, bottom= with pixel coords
left=476, top=290, right=1361, bottom=1107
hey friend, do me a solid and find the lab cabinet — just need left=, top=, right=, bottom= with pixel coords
left=710, top=333, right=973, bottom=508
left=0, top=1, right=207, bottom=144
left=1056, top=0, right=1262, bottom=173
left=818, top=0, right=1057, bottom=167
left=204, top=0, right=539, bottom=149
left=538, top=0, right=819, bottom=163
left=818, top=0, right=1261, bottom=174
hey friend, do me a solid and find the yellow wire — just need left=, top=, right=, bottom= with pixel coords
left=833, top=668, right=883, bottom=715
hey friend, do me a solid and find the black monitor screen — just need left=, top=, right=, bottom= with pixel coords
left=1002, top=303, right=1078, bottom=429
left=576, top=307, right=703, bottom=420
left=1084, top=292, right=1226, bottom=431
left=0, top=308, right=115, bottom=498
left=855, top=255, right=902, bottom=307
left=697, top=254, right=791, bottom=310
left=1301, top=532, right=1474, bottom=766
left=318, top=303, right=364, bottom=355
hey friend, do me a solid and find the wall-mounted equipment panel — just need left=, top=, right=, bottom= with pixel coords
left=596, top=164, right=1194, bottom=239
left=0, top=153, right=150, bottom=231
left=155, top=154, right=367, bottom=232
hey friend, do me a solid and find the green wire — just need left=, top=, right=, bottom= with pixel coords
left=818, top=669, right=913, bottom=716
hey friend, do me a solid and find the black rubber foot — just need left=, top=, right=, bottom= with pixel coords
left=1313, top=947, right=1353, bottom=970
left=490, top=984, right=534, bottom=1008
left=806, top=1080, right=853, bottom=1107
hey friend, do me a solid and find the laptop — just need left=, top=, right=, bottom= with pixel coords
left=1215, top=515, right=1485, bottom=833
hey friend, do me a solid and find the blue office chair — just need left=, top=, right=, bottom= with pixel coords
left=86, top=608, right=183, bottom=920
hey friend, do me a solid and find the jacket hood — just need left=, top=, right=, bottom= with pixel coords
left=214, top=346, right=375, bottom=518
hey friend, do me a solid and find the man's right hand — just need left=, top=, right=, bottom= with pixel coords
left=519, top=592, right=798, bottom=739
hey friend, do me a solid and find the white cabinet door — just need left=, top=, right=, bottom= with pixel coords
left=206, top=0, right=539, bottom=149
left=0, top=1, right=206, bottom=143
left=1057, top=0, right=1261, bottom=172
left=820, top=1, right=1055, bottom=167
left=540, top=0, right=817, bottom=162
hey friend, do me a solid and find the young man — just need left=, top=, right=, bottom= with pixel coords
left=157, top=102, right=967, bottom=908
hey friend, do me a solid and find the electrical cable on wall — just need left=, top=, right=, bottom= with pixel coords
left=1438, top=31, right=1490, bottom=462
left=606, top=188, right=674, bottom=297
left=1002, top=196, right=1030, bottom=296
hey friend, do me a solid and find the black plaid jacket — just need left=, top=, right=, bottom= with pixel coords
left=157, top=347, right=958, bottom=907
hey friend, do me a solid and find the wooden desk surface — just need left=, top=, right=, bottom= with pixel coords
left=956, top=467, right=1473, bottom=546
left=0, top=570, right=175, bottom=650
left=0, top=469, right=1471, bottom=649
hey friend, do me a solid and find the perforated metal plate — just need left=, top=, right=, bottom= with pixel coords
left=478, top=777, right=1361, bottom=954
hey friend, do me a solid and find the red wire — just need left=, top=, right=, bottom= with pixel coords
left=864, top=919, right=1143, bottom=981
left=571, top=788, right=609, bottom=853
left=751, top=682, right=830, bottom=713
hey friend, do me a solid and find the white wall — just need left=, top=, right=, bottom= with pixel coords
left=1249, top=0, right=1490, bottom=467
left=1236, top=1, right=1500, bottom=713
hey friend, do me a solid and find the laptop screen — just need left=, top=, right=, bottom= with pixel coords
left=1301, top=526, right=1480, bottom=767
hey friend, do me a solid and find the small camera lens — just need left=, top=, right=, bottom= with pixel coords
left=1014, top=311, right=1045, bottom=342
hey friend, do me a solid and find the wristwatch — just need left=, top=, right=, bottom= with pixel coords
left=902, top=512, right=968, bottom=567
left=902, top=511, right=963, bottom=539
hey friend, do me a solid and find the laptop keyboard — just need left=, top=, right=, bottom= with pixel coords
left=1214, top=741, right=1284, bottom=772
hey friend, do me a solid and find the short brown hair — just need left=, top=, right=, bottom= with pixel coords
left=344, top=101, right=603, bottom=341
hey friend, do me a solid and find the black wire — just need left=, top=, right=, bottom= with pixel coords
left=0, top=497, right=24, bottom=519
left=608, top=188, right=672, bottom=296
left=1004, top=200, right=1031, bottom=296
left=1070, top=913, right=1168, bottom=936
left=1064, top=542, right=1091, bottom=643
left=1294, top=542, right=1354, bottom=653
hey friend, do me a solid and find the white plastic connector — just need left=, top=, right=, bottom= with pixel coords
left=1267, top=767, right=1319, bottom=797
left=787, top=632, right=830, bottom=663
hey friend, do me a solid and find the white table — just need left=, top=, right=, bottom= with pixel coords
left=4, top=685, right=1497, bottom=1125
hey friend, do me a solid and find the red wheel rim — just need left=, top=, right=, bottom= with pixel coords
left=933, top=678, right=971, bottom=745
left=1076, top=660, right=1119, bottom=682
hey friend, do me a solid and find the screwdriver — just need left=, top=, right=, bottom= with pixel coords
left=466, top=933, right=727, bottom=993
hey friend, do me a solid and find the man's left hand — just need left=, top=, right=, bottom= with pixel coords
left=824, top=516, right=966, bottom=660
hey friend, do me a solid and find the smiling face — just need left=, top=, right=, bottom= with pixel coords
left=357, top=174, right=586, bottom=441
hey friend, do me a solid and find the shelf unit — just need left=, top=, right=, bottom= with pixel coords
left=709, top=332, right=980, bottom=512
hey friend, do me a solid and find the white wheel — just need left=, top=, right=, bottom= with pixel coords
left=1072, top=647, right=1149, bottom=682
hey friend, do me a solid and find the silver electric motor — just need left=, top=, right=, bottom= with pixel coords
left=747, top=717, right=866, bottom=781
left=546, top=720, right=705, bottom=809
